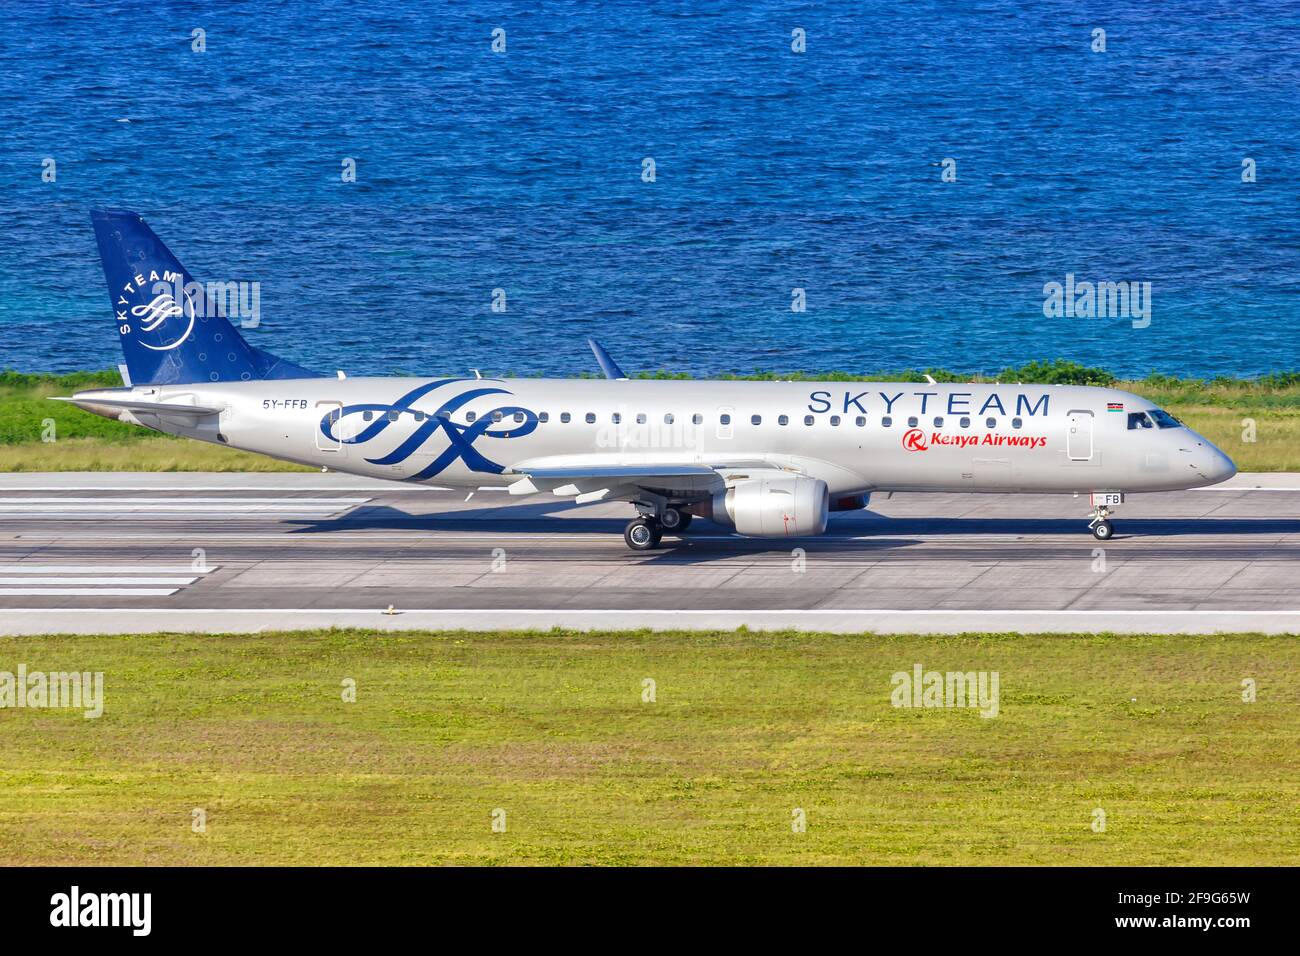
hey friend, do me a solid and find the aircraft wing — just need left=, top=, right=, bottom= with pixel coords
left=505, top=459, right=781, bottom=504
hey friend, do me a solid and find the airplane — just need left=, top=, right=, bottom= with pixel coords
left=59, top=208, right=1237, bottom=550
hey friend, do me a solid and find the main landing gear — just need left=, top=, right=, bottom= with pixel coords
left=624, top=517, right=662, bottom=551
left=658, top=507, right=692, bottom=533
left=623, top=507, right=692, bottom=551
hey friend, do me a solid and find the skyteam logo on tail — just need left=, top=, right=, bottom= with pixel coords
left=115, top=270, right=195, bottom=351
left=321, top=379, right=537, bottom=480
left=132, top=286, right=197, bottom=351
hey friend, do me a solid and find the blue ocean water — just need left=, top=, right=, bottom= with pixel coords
left=0, top=0, right=1296, bottom=379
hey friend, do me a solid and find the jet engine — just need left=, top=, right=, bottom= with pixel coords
left=693, top=476, right=829, bottom=537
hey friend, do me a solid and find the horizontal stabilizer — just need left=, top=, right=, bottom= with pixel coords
left=52, top=396, right=224, bottom=419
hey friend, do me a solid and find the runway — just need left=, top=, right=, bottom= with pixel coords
left=1, top=471, right=1298, bottom=634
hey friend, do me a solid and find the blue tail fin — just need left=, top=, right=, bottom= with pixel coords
left=90, top=208, right=324, bottom=385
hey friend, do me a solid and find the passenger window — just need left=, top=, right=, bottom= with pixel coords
left=692, top=413, right=702, bottom=425
left=412, top=411, right=425, bottom=422
left=719, top=413, right=730, bottom=425
left=803, top=415, right=814, bottom=426
left=856, top=416, right=866, bottom=427
left=751, top=414, right=761, bottom=425
left=612, top=412, right=621, bottom=424
left=560, top=412, right=571, bottom=423
left=638, top=413, right=647, bottom=424
left=363, top=411, right=374, bottom=422
left=1012, top=417, right=1022, bottom=429
left=438, top=410, right=451, bottom=420
left=985, top=417, right=995, bottom=428
left=585, top=412, right=596, bottom=424
left=492, top=411, right=503, bottom=423
left=538, top=412, right=548, bottom=423
left=386, top=410, right=400, bottom=422
left=960, top=417, right=970, bottom=428
left=882, top=416, right=892, bottom=427
left=908, top=416, right=919, bottom=427
left=466, top=411, right=476, bottom=423
left=514, top=412, right=524, bottom=423
left=778, top=415, right=789, bottom=425
left=830, top=415, right=840, bottom=426
left=665, top=413, right=674, bottom=425
left=934, top=416, right=944, bottom=427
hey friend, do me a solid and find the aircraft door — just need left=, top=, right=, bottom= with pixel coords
left=315, top=400, right=346, bottom=454
left=1067, top=410, right=1093, bottom=461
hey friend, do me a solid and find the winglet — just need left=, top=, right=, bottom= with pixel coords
left=587, top=338, right=628, bottom=380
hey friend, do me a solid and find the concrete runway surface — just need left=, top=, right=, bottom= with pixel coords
left=0, top=472, right=1297, bottom=635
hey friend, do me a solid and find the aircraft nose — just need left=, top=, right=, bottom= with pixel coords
left=1199, top=445, right=1237, bottom=485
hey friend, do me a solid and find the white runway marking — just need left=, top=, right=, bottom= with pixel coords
left=0, top=563, right=216, bottom=600
left=0, top=513, right=362, bottom=520
left=4, top=607, right=1299, bottom=635
left=0, top=588, right=180, bottom=597
left=0, top=502, right=371, bottom=509
left=9, top=533, right=636, bottom=541
left=1192, top=486, right=1300, bottom=492
left=0, top=576, right=197, bottom=585
left=0, top=505, right=357, bottom=512
left=23, top=608, right=1287, bottom=616
left=0, top=496, right=370, bottom=520
left=0, top=564, right=215, bottom=574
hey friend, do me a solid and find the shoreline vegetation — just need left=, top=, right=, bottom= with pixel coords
left=1, top=361, right=1298, bottom=472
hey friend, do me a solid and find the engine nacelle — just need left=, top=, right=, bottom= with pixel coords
left=830, top=492, right=870, bottom=512
left=698, top=476, right=829, bottom=537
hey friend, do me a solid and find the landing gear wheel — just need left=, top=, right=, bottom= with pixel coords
left=659, top=508, right=691, bottom=532
left=1091, top=520, right=1114, bottom=541
left=624, top=518, right=661, bottom=551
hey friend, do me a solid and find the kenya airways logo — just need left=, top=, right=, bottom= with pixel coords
left=904, top=429, right=1048, bottom=451
left=902, top=428, right=928, bottom=451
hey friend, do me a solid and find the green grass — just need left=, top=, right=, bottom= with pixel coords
left=2, top=363, right=1298, bottom=471
left=0, top=370, right=310, bottom=472
left=0, top=629, right=1295, bottom=865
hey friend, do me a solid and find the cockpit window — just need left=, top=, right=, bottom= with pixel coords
left=1127, top=412, right=1153, bottom=430
left=1148, top=409, right=1181, bottom=429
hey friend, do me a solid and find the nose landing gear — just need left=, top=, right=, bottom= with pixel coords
left=1088, top=505, right=1115, bottom=540
left=1086, top=492, right=1123, bottom=540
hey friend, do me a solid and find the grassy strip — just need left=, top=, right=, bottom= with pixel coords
left=0, top=629, right=1295, bottom=865
left=2, top=363, right=1297, bottom=471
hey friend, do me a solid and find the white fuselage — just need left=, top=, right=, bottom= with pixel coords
left=75, top=376, right=1237, bottom=498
